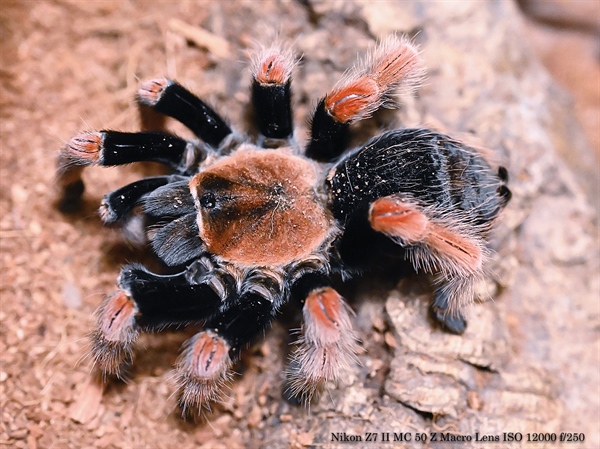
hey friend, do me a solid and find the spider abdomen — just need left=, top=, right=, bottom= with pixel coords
left=327, top=128, right=506, bottom=226
left=189, top=146, right=334, bottom=267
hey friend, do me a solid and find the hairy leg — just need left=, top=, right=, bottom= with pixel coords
left=174, top=270, right=281, bottom=412
left=250, top=43, right=295, bottom=141
left=286, top=274, right=359, bottom=403
left=369, top=195, right=484, bottom=334
left=137, top=79, right=232, bottom=148
left=91, top=265, right=227, bottom=377
left=306, top=36, right=424, bottom=161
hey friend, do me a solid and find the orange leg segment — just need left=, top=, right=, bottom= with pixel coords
left=286, top=287, right=359, bottom=403
left=91, top=290, right=139, bottom=377
left=369, top=196, right=482, bottom=275
left=174, top=331, right=232, bottom=414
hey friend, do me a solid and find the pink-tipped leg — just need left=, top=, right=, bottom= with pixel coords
left=90, top=290, right=139, bottom=378
left=174, top=331, right=232, bottom=414
left=286, top=287, right=359, bottom=404
left=369, top=195, right=485, bottom=334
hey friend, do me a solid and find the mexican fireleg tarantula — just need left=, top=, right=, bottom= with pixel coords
left=57, top=36, right=510, bottom=412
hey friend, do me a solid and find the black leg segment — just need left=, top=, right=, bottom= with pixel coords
left=305, top=98, right=350, bottom=161
left=252, top=80, right=293, bottom=139
left=204, top=292, right=275, bottom=354
left=64, top=131, right=192, bottom=168
left=118, top=265, right=223, bottom=329
left=99, top=131, right=190, bottom=167
left=138, top=79, right=232, bottom=148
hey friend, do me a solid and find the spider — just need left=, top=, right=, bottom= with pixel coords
left=56, top=36, right=511, bottom=413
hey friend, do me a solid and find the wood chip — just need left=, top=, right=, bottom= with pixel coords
left=68, top=373, right=106, bottom=424
left=168, top=19, right=232, bottom=59
left=295, top=432, right=314, bottom=447
left=26, top=434, right=37, bottom=449
left=372, top=316, right=387, bottom=333
left=384, top=331, right=397, bottom=349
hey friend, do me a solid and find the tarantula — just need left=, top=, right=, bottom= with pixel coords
left=56, top=36, right=510, bottom=412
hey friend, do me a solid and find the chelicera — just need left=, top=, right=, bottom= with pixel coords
left=56, top=36, right=510, bottom=413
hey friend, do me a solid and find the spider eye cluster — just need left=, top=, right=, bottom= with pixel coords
left=199, top=192, right=217, bottom=209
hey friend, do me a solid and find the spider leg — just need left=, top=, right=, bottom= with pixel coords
left=56, top=130, right=203, bottom=211
left=142, top=178, right=196, bottom=218
left=91, top=263, right=227, bottom=377
left=61, top=131, right=197, bottom=169
left=174, top=270, right=281, bottom=412
left=369, top=195, right=484, bottom=335
left=285, top=274, right=359, bottom=404
left=175, top=329, right=233, bottom=413
left=102, top=177, right=203, bottom=265
left=137, top=78, right=232, bottom=148
left=431, top=278, right=469, bottom=335
left=99, top=174, right=188, bottom=224
left=250, top=44, right=295, bottom=141
left=306, top=36, right=424, bottom=161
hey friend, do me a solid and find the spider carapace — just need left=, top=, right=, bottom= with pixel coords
left=189, top=148, right=333, bottom=267
left=56, top=36, right=510, bottom=413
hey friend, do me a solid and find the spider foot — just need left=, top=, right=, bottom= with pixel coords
left=64, top=131, right=103, bottom=165
left=431, top=305, right=467, bottom=335
left=90, top=290, right=139, bottom=377
left=54, top=132, right=102, bottom=210
left=174, top=331, right=232, bottom=414
left=286, top=287, right=359, bottom=404
left=431, top=281, right=470, bottom=335
left=137, top=78, right=170, bottom=106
